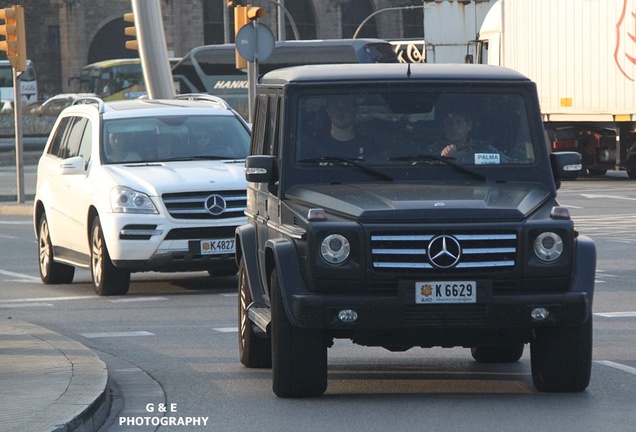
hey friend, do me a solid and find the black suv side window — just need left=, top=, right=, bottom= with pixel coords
left=267, top=94, right=281, bottom=156
left=251, top=94, right=269, bottom=156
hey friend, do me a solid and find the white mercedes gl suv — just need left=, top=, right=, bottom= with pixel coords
left=34, top=95, right=250, bottom=295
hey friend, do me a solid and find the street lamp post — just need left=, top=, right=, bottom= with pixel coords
left=263, top=0, right=299, bottom=40
left=352, top=5, right=424, bottom=40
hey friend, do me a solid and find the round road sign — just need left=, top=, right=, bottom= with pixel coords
left=235, top=23, right=275, bottom=63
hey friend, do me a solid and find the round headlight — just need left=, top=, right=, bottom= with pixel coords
left=534, top=232, right=563, bottom=262
left=320, top=234, right=350, bottom=265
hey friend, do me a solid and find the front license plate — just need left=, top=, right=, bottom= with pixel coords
left=200, top=238, right=235, bottom=255
left=415, top=281, right=476, bottom=304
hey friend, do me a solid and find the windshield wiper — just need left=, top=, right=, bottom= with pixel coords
left=389, top=154, right=487, bottom=181
left=161, top=155, right=242, bottom=162
left=298, top=156, right=393, bottom=181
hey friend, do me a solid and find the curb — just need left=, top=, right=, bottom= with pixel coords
left=1, top=321, right=111, bottom=432
left=0, top=202, right=33, bottom=216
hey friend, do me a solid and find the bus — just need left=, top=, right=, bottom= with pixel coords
left=0, top=59, right=38, bottom=104
left=69, top=58, right=181, bottom=101
left=171, top=39, right=398, bottom=119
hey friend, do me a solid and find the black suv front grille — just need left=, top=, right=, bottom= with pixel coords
left=371, top=231, right=517, bottom=273
left=162, top=190, right=246, bottom=220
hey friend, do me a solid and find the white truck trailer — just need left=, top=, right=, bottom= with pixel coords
left=392, top=0, right=496, bottom=64
left=476, top=0, right=636, bottom=177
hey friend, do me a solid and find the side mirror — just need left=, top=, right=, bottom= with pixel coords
left=58, top=156, right=86, bottom=175
left=550, top=151, right=582, bottom=185
left=244, top=155, right=277, bottom=183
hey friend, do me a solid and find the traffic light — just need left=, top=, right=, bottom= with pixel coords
left=124, top=12, right=138, bottom=50
left=233, top=5, right=266, bottom=69
left=0, top=5, right=26, bottom=72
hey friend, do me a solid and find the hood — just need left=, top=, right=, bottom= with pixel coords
left=286, top=182, right=552, bottom=222
left=103, top=160, right=246, bottom=195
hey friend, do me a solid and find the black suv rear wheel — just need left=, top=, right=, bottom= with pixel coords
left=471, top=344, right=524, bottom=363
left=238, top=258, right=271, bottom=368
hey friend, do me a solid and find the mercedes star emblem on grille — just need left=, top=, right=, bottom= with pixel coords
left=428, top=235, right=461, bottom=268
left=205, top=194, right=227, bottom=216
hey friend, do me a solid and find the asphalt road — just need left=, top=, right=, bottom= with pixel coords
left=0, top=173, right=635, bottom=431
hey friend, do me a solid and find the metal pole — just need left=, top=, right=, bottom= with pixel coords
left=247, top=21, right=259, bottom=124
left=223, top=0, right=231, bottom=44
left=353, top=5, right=424, bottom=39
left=265, top=0, right=299, bottom=40
left=131, top=0, right=175, bottom=99
left=277, top=0, right=285, bottom=41
left=13, top=67, right=24, bottom=204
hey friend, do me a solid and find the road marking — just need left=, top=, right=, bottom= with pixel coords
left=80, top=331, right=155, bottom=338
left=594, top=311, right=636, bottom=318
left=0, top=269, right=41, bottom=283
left=0, top=302, right=53, bottom=308
left=213, top=327, right=238, bottom=333
left=0, top=221, right=32, bottom=225
left=108, top=297, right=168, bottom=303
left=580, top=193, right=636, bottom=201
left=596, top=361, right=636, bottom=376
left=1, top=295, right=94, bottom=303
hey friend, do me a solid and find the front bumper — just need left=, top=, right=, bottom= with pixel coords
left=99, top=212, right=244, bottom=271
left=288, top=289, right=589, bottom=347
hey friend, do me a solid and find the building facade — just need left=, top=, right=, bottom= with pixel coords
left=0, top=0, right=494, bottom=98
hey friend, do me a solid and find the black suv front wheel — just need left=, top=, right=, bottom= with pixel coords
left=271, top=268, right=327, bottom=398
left=530, top=318, right=592, bottom=392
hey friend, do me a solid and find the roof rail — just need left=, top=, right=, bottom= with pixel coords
left=72, top=96, right=105, bottom=114
left=174, top=93, right=231, bottom=110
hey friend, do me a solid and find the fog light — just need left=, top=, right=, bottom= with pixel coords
left=338, top=309, right=358, bottom=323
left=531, top=307, right=550, bottom=321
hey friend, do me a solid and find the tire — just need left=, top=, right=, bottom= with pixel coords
left=90, top=217, right=130, bottom=296
left=471, top=343, right=524, bottom=363
left=37, top=213, right=75, bottom=284
left=586, top=168, right=607, bottom=176
left=530, top=318, right=592, bottom=392
left=271, top=269, right=327, bottom=398
left=627, top=168, right=636, bottom=180
left=238, top=258, right=271, bottom=368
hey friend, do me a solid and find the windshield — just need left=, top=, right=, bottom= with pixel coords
left=102, top=115, right=250, bottom=164
left=295, top=90, right=537, bottom=171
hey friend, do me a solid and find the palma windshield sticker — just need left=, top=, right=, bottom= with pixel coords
left=474, top=153, right=500, bottom=165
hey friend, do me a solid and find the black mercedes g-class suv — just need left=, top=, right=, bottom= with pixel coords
left=236, top=63, right=595, bottom=398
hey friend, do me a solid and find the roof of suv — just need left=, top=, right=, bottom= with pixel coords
left=259, top=63, right=531, bottom=85
left=65, top=96, right=239, bottom=120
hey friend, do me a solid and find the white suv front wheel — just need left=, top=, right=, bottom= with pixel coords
left=90, top=216, right=131, bottom=296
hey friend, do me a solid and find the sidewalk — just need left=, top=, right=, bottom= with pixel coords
left=0, top=320, right=110, bottom=432
left=1, top=153, right=110, bottom=430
